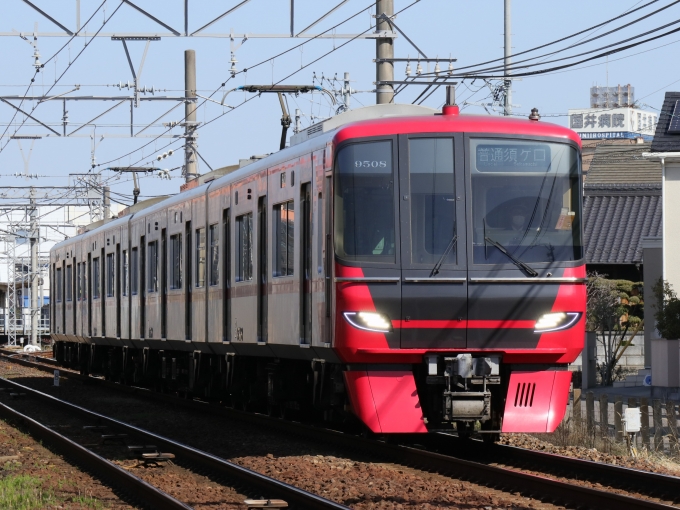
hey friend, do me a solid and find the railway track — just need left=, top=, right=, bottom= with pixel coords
left=1, top=349, right=677, bottom=509
left=0, top=368, right=349, bottom=509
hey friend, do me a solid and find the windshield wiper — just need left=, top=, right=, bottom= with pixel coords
left=430, top=234, right=458, bottom=277
left=484, top=236, right=539, bottom=277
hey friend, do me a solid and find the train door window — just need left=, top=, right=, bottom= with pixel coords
left=408, top=138, right=456, bottom=265
left=106, top=253, right=115, bottom=297
left=76, top=263, right=82, bottom=300
left=148, top=241, right=158, bottom=293
left=131, top=248, right=139, bottom=295
left=66, top=265, right=73, bottom=302
left=273, top=200, right=294, bottom=277
left=122, top=250, right=129, bottom=296
left=196, top=228, right=206, bottom=288
left=56, top=267, right=63, bottom=303
left=209, top=224, right=219, bottom=286
left=170, top=234, right=182, bottom=289
left=334, top=140, right=396, bottom=263
left=235, top=213, right=253, bottom=282
left=92, top=257, right=101, bottom=299
left=116, top=244, right=121, bottom=338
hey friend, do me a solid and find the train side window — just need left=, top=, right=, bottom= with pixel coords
left=66, top=265, right=73, bottom=302
left=131, top=247, right=139, bottom=295
left=148, top=241, right=159, bottom=293
left=195, top=228, right=206, bottom=288
left=235, top=213, right=253, bottom=282
left=273, top=200, right=294, bottom=277
left=122, top=250, right=129, bottom=296
left=170, top=234, right=182, bottom=289
left=56, top=267, right=63, bottom=303
left=209, top=224, right=219, bottom=286
left=92, top=257, right=101, bottom=299
left=106, top=253, right=115, bottom=297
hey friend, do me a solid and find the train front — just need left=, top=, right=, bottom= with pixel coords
left=331, top=115, right=585, bottom=437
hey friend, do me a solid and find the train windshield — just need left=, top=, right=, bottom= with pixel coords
left=334, top=141, right=396, bottom=263
left=470, top=138, right=582, bottom=264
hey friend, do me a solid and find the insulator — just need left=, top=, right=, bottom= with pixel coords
left=416, top=62, right=423, bottom=76
left=448, top=61, right=454, bottom=75
left=405, top=62, right=411, bottom=77
left=434, top=61, right=441, bottom=76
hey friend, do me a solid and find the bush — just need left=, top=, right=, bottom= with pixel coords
left=653, top=278, right=680, bottom=340
left=628, top=296, right=641, bottom=305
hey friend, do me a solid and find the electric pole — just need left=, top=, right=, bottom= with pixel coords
left=184, top=49, right=198, bottom=182
left=103, top=186, right=111, bottom=219
left=503, top=0, right=512, bottom=116
left=29, top=191, right=38, bottom=346
left=376, top=0, right=394, bottom=104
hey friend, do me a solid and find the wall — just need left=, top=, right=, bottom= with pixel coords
left=570, top=332, right=646, bottom=372
left=666, top=163, right=680, bottom=294
left=643, top=237, right=663, bottom=367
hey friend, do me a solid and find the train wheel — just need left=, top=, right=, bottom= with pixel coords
left=482, top=433, right=500, bottom=444
left=455, top=421, right=473, bottom=440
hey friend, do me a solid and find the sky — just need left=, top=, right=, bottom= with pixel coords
left=0, top=0, right=679, bottom=207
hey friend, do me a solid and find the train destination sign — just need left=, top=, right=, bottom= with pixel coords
left=475, top=143, right=552, bottom=172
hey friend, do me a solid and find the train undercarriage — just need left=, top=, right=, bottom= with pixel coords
left=53, top=341, right=520, bottom=441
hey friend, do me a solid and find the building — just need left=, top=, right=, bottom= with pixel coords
left=583, top=142, right=662, bottom=280
left=569, top=85, right=658, bottom=177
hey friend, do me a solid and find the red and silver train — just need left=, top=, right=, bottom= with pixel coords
left=50, top=97, right=585, bottom=439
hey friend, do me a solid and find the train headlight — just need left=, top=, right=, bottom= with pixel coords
left=534, top=312, right=581, bottom=333
left=343, top=311, right=393, bottom=333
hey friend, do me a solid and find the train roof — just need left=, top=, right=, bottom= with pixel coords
left=332, top=110, right=582, bottom=147
left=52, top=105, right=580, bottom=252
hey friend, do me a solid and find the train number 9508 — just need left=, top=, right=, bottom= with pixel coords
left=354, top=160, right=388, bottom=168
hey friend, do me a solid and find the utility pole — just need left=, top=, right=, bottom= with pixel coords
left=103, top=186, right=111, bottom=219
left=503, top=0, right=512, bottom=116
left=184, top=49, right=198, bottom=182
left=29, top=191, right=38, bottom=346
left=376, top=0, right=394, bottom=104
left=343, top=72, right=351, bottom=110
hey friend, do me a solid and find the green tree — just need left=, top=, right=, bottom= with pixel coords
left=653, top=278, right=680, bottom=339
left=586, top=272, right=643, bottom=386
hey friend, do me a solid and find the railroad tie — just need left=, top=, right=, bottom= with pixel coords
left=243, top=499, right=288, bottom=508
left=101, top=433, right=128, bottom=444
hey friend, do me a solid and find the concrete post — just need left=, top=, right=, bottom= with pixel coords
left=184, top=49, right=198, bottom=182
left=103, top=186, right=111, bottom=219
left=375, top=0, right=394, bottom=104
left=29, top=194, right=38, bottom=346
left=503, top=0, right=512, bottom=116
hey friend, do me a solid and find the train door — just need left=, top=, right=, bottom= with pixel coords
left=87, top=252, right=92, bottom=336
left=300, top=182, right=312, bottom=346
left=185, top=222, right=192, bottom=340
left=398, top=135, right=467, bottom=349
left=161, top=229, right=167, bottom=339
left=140, top=236, right=146, bottom=338
left=116, top=243, right=121, bottom=338
left=223, top=209, right=230, bottom=341
left=257, top=196, right=267, bottom=343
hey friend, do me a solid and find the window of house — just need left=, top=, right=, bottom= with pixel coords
left=273, top=200, right=295, bottom=276
left=236, top=213, right=253, bottom=282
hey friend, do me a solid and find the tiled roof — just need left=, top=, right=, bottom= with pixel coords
left=583, top=184, right=662, bottom=264
left=651, top=91, right=680, bottom=153
left=585, top=143, right=661, bottom=185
